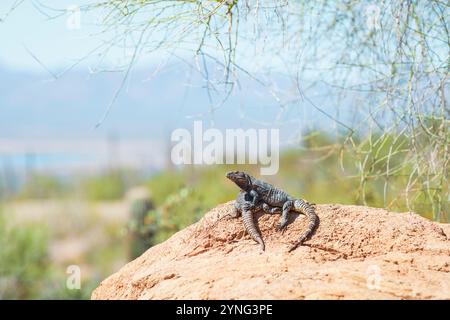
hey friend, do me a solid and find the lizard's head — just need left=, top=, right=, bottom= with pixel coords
left=226, top=171, right=252, bottom=191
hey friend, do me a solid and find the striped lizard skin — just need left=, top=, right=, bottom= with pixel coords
left=227, top=171, right=319, bottom=252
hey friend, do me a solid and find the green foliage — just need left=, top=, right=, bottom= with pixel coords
left=128, top=198, right=156, bottom=259
left=143, top=131, right=447, bottom=246
left=146, top=165, right=256, bottom=243
left=0, top=211, right=95, bottom=299
left=18, top=174, right=70, bottom=199
left=0, top=214, right=48, bottom=299
left=346, top=125, right=449, bottom=221
left=81, top=171, right=126, bottom=201
left=87, top=0, right=449, bottom=222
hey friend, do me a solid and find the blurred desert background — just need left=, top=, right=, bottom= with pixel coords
left=0, top=1, right=447, bottom=299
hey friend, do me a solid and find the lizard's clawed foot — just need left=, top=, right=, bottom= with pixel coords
left=241, top=202, right=254, bottom=212
left=288, top=240, right=305, bottom=252
left=277, top=223, right=288, bottom=234
left=255, top=239, right=265, bottom=251
left=307, top=201, right=316, bottom=208
left=227, top=207, right=241, bottom=219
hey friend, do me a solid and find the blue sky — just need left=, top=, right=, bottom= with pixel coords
left=0, top=1, right=349, bottom=174
left=0, top=0, right=119, bottom=71
left=0, top=1, right=327, bottom=136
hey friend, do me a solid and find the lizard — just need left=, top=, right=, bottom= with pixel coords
left=230, top=190, right=281, bottom=251
left=226, top=171, right=319, bottom=252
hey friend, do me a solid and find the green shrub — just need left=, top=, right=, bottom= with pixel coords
left=81, top=172, right=125, bottom=201
left=17, top=174, right=70, bottom=200
left=143, top=133, right=447, bottom=247
left=0, top=211, right=95, bottom=299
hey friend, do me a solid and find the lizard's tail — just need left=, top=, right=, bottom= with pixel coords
left=242, top=210, right=265, bottom=251
left=289, top=199, right=319, bottom=252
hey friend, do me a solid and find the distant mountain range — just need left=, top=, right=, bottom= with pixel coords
left=0, top=62, right=352, bottom=175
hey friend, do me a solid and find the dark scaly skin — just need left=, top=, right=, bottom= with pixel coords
left=227, top=171, right=319, bottom=252
left=234, top=191, right=281, bottom=251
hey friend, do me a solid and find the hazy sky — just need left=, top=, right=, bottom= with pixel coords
left=0, top=0, right=128, bottom=71
left=0, top=1, right=298, bottom=73
left=0, top=1, right=323, bottom=135
left=0, top=1, right=345, bottom=173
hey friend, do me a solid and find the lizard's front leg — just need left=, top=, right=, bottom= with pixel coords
left=249, top=189, right=260, bottom=207
left=228, top=202, right=242, bottom=218
left=242, top=191, right=279, bottom=214
left=232, top=191, right=257, bottom=218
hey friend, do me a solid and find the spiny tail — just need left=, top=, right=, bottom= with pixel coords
left=242, top=210, right=265, bottom=251
left=289, top=199, right=319, bottom=252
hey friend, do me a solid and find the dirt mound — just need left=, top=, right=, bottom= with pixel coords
left=91, top=202, right=450, bottom=299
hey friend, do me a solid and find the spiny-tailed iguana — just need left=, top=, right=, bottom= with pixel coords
left=227, top=171, right=319, bottom=252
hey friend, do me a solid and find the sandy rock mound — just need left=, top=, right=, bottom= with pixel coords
left=92, top=202, right=450, bottom=300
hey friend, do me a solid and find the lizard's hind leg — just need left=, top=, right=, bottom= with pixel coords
left=278, top=200, right=294, bottom=231
left=235, top=191, right=265, bottom=251
left=262, top=203, right=282, bottom=214
left=242, top=209, right=265, bottom=251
